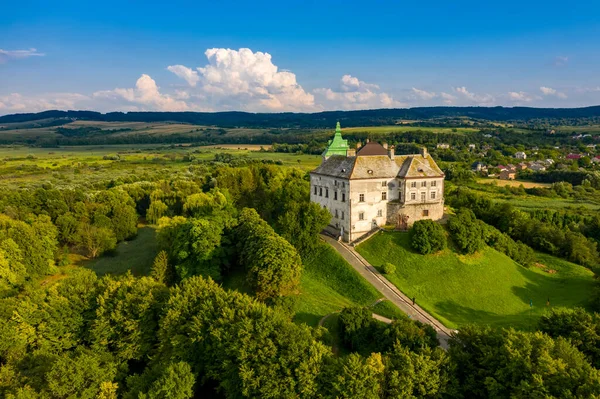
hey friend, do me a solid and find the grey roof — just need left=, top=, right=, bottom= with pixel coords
left=312, top=153, right=444, bottom=180
left=311, top=155, right=356, bottom=178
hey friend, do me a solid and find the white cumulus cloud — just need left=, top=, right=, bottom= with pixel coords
left=453, top=86, right=495, bottom=105
left=314, top=74, right=404, bottom=110
left=93, top=74, right=189, bottom=111
left=411, top=88, right=437, bottom=101
left=168, top=48, right=317, bottom=112
left=508, top=91, right=538, bottom=103
left=0, top=48, right=45, bottom=64
left=540, top=86, right=567, bottom=99
left=0, top=92, right=88, bottom=112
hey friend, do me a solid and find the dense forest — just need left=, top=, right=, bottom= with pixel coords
left=2, top=106, right=600, bottom=127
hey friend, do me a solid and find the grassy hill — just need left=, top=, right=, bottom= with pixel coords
left=294, top=241, right=404, bottom=326
left=356, top=231, right=595, bottom=330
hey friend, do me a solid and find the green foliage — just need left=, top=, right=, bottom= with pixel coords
left=125, top=362, right=195, bottom=399
left=410, top=220, right=447, bottom=255
left=237, top=208, right=302, bottom=301
left=448, top=325, right=600, bottom=398
left=321, top=353, right=385, bottom=399
left=150, top=250, right=169, bottom=284
left=89, top=273, right=168, bottom=362
left=447, top=208, right=485, bottom=254
left=0, top=239, right=26, bottom=295
left=382, top=262, right=396, bottom=275
left=538, top=307, right=600, bottom=368
left=76, top=223, right=117, bottom=258
left=146, top=200, right=168, bottom=224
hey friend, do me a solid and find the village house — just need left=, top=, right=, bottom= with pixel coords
left=499, top=169, right=516, bottom=180
left=471, top=161, right=487, bottom=172
left=592, top=156, right=600, bottom=164
left=515, top=151, right=527, bottom=160
left=436, top=143, right=450, bottom=149
left=566, top=153, right=582, bottom=160
left=529, top=162, right=547, bottom=172
left=516, top=162, right=528, bottom=171
left=310, top=123, right=445, bottom=242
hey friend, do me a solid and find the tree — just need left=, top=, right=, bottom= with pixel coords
left=0, top=239, right=26, bottom=294
left=448, top=208, right=485, bottom=254
left=410, top=220, right=447, bottom=254
left=322, top=353, right=385, bottom=399
left=76, top=223, right=117, bottom=258
left=538, top=307, right=600, bottom=368
left=150, top=250, right=169, bottom=284
left=146, top=200, right=168, bottom=224
left=124, top=362, right=195, bottom=399
left=111, top=204, right=138, bottom=242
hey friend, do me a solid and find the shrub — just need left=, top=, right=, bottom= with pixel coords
left=448, top=208, right=485, bottom=254
left=410, top=219, right=447, bottom=255
left=382, top=262, right=396, bottom=275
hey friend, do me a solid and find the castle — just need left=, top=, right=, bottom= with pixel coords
left=310, top=123, right=445, bottom=242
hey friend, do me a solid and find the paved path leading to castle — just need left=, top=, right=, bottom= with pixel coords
left=321, top=234, right=454, bottom=349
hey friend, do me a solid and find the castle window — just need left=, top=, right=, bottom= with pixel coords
left=334, top=191, right=338, bottom=200
left=314, top=186, right=317, bottom=195
left=423, top=210, right=429, bottom=217
left=342, top=182, right=345, bottom=188
left=341, top=211, right=345, bottom=220
left=335, top=209, right=339, bottom=218
left=359, top=194, right=365, bottom=202
left=377, top=209, right=383, bottom=217
left=399, top=192, right=403, bottom=202
left=359, top=212, right=365, bottom=220
left=342, top=193, right=346, bottom=202
left=421, top=181, right=427, bottom=187
left=431, top=180, right=437, bottom=187
left=334, top=180, right=338, bottom=186
left=325, top=188, right=329, bottom=198
left=381, top=181, right=387, bottom=187
left=410, top=192, right=416, bottom=200
left=319, top=187, right=323, bottom=196
left=431, top=191, right=436, bottom=199
left=411, top=181, right=417, bottom=188
left=421, top=192, right=426, bottom=202
left=381, top=192, right=387, bottom=200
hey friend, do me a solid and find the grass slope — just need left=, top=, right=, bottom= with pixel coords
left=294, top=241, right=405, bottom=326
left=356, top=231, right=595, bottom=330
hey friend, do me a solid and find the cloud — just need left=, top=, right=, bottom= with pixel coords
left=0, top=92, right=88, bottom=112
left=93, top=74, right=189, bottom=111
left=168, top=48, right=317, bottom=112
left=314, top=74, right=404, bottom=110
left=453, top=86, right=495, bottom=105
left=411, top=88, right=436, bottom=101
left=440, top=92, right=457, bottom=105
left=540, top=86, right=567, bottom=99
left=167, top=65, right=199, bottom=87
left=554, top=56, right=568, bottom=67
left=508, top=91, right=537, bottom=103
left=0, top=48, right=45, bottom=64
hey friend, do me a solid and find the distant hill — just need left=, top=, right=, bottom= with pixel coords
left=2, top=106, right=600, bottom=128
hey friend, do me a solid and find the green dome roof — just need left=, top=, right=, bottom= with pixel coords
left=322, top=122, right=349, bottom=158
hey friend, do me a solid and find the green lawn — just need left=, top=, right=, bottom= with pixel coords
left=356, top=231, right=595, bottom=330
left=294, top=241, right=405, bottom=326
left=83, top=226, right=159, bottom=276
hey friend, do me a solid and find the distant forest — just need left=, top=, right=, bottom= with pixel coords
left=2, top=106, right=600, bottom=128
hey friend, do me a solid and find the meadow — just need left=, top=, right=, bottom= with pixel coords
left=356, top=231, right=595, bottom=330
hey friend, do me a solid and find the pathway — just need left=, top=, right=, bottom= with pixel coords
left=321, top=234, right=454, bottom=349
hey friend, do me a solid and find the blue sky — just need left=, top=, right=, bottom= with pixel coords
left=1, top=0, right=599, bottom=114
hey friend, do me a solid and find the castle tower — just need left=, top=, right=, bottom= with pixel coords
left=322, top=122, right=349, bottom=160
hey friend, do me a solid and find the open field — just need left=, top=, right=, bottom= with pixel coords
left=476, top=178, right=552, bottom=189
left=79, top=226, right=159, bottom=276
left=343, top=125, right=480, bottom=134
left=356, top=231, right=595, bottom=330
left=0, top=145, right=322, bottom=188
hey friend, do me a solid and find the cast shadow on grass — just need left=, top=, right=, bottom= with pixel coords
left=293, top=312, right=322, bottom=327
left=435, top=300, right=542, bottom=330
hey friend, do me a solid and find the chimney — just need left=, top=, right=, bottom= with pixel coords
left=419, top=147, right=428, bottom=157
left=382, top=142, right=388, bottom=149
left=347, top=149, right=356, bottom=156
left=366, top=138, right=370, bottom=143
left=356, top=141, right=362, bottom=149
left=389, top=145, right=395, bottom=160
